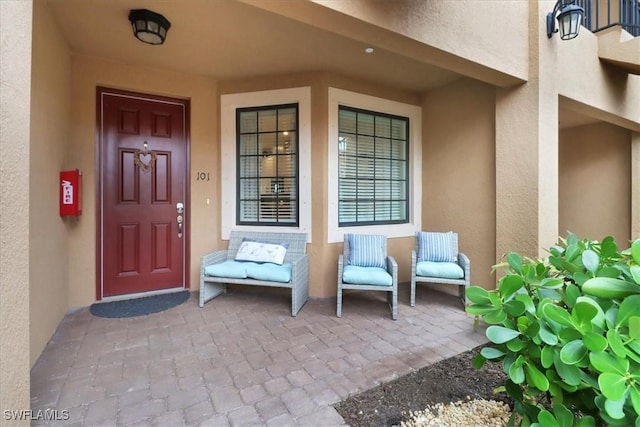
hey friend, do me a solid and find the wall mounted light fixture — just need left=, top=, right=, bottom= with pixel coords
left=547, top=0, right=584, bottom=40
left=128, top=9, right=171, bottom=45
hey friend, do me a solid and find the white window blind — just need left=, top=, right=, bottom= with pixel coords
left=338, top=106, right=408, bottom=226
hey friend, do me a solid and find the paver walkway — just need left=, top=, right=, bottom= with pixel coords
left=31, top=286, right=488, bottom=426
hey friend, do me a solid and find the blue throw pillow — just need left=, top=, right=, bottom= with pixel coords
left=348, top=234, right=386, bottom=268
left=417, top=231, right=458, bottom=263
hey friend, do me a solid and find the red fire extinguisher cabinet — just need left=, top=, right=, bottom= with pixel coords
left=60, top=169, right=82, bottom=216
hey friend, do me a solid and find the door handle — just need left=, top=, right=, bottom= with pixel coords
left=177, top=214, right=183, bottom=238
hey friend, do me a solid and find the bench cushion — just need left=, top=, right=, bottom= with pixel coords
left=204, top=260, right=292, bottom=283
left=343, top=265, right=392, bottom=286
left=246, top=263, right=292, bottom=283
left=416, top=261, right=464, bottom=279
left=204, top=260, right=248, bottom=279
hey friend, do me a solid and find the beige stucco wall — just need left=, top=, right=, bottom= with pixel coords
left=422, top=79, right=496, bottom=290
left=310, top=0, right=529, bottom=84
left=29, top=0, right=72, bottom=367
left=558, top=29, right=640, bottom=130
left=67, top=57, right=218, bottom=308
left=559, top=123, right=632, bottom=246
left=0, top=0, right=32, bottom=421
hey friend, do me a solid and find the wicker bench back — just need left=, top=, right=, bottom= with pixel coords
left=225, top=231, right=308, bottom=263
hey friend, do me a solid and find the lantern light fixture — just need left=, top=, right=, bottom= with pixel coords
left=128, top=9, right=171, bottom=45
left=547, top=0, right=585, bottom=40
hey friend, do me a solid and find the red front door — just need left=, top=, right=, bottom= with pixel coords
left=97, top=88, right=189, bottom=298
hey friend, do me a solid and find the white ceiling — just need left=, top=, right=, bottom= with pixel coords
left=46, top=0, right=461, bottom=92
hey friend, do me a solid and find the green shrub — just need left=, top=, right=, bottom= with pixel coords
left=467, top=233, right=640, bottom=426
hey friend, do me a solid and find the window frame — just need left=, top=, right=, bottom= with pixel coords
left=221, top=87, right=311, bottom=241
left=235, top=103, right=300, bottom=227
left=327, top=87, right=422, bottom=243
left=337, top=105, right=410, bottom=227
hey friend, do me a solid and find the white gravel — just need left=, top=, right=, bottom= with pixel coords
left=401, top=399, right=511, bottom=427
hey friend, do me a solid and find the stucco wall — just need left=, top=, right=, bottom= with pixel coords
left=422, top=79, right=496, bottom=290
left=310, top=0, right=528, bottom=83
left=67, top=57, right=218, bottom=308
left=29, top=0, right=72, bottom=367
left=0, top=0, right=32, bottom=420
left=558, top=28, right=640, bottom=130
left=559, top=123, right=632, bottom=246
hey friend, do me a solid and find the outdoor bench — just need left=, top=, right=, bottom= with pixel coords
left=199, top=230, right=309, bottom=316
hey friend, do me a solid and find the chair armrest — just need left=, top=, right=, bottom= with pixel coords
left=386, top=256, right=398, bottom=279
left=289, top=253, right=309, bottom=277
left=458, top=253, right=470, bottom=281
left=201, top=250, right=229, bottom=268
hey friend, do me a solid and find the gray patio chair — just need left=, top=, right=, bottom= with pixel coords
left=410, top=231, right=470, bottom=308
left=337, top=233, right=398, bottom=320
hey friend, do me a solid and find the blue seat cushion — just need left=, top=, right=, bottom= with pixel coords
left=343, top=265, right=393, bottom=287
left=204, top=260, right=292, bottom=283
left=246, top=263, right=292, bottom=283
left=416, top=261, right=464, bottom=279
left=204, top=260, right=248, bottom=279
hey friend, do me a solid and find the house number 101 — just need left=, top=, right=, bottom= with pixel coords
left=196, top=172, right=210, bottom=181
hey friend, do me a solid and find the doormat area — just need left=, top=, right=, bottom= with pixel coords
left=90, top=290, right=191, bottom=318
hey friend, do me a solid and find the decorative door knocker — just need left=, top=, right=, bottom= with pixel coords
left=134, top=141, right=157, bottom=173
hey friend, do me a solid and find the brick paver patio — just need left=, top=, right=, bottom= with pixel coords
left=30, top=285, right=488, bottom=426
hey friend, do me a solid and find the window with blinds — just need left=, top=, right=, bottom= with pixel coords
left=237, top=104, right=298, bottom=226
left=338, top=106, right=409, bottom=226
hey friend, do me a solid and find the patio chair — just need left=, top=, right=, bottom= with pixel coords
left=337, top=233, right=398, bottom=320
left=410, top=231, right=470, bottom=309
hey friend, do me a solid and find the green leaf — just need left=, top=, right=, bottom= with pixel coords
left=552, top=403, right=574, bottom=427
left=473, top=353, right=487, bottom=369
left=630, top=316, right=640, bottom=340
left=565, top=284, right=581, bottom=306
left=632, top=239, right=640, bottom=266
left=582, top=277, right=640, bottom=299
left=617, top=295, right=640, bottom=326
left=540, top=277, right=563, bottom=289
left=507, top=252, right=523, bottom=274
left=601, top=236, right=619, bottom=258
left=526, top=363, right=549, bottom=391
left=582, top=249, right=599, bottom=274
left=630, top=265, right=640, bottom=285
left=539, top=323, right=558, bottom=346
left=487, top=325, right=520, bottom=344
left=630, top=385, right=640, bottom=416
left=466, top=286, right=492, bottom=304
left=554, top=357, right=583, bottom=386
left=560, top=340, right=588, bottom=365
left=483, top=308, right=508, bottom=324
left=504, top=300, right=526, bottom=317
left=599, top=372, right=627, bottom=400
left=544, top=304, right=575, bottom=328
left=480, top=347, right=506, bottom=359
left=536, top=410, right=559, bottom=427
left=574, top=415, right=596, bottom=427
left=597, top=267, right=622, bottom=278
left=466, top=305, right=497, bottom=316
left=575, top=296, right=606, bottom=329
left=541, top=345, right=555, bottom=368
left=516, top=293, right=535, bottom=314
left=500, top=275, right=525, bottom=299
left=603, top=396, right=626, bottom=420
left=590, top=351, right=629, bottom=375
left=509, top=362, right=525, bottom=384
left=607, top=329, right=627, bottom=358
left=582, top=332, right=608, bottom=352
left=572, top=301, right=597, bottom=332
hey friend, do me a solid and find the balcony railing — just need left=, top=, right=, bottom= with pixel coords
left=576, top=0, right=640, bottom=36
